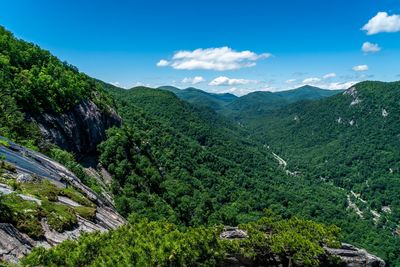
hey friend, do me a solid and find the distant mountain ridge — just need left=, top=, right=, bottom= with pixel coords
left=158, top=86, right=238, bottom=112
left=158, top=85, right=344, bottom=119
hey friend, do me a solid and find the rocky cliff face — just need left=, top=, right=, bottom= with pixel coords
left=0, top=138, right=126, bottom=264
left=30, top=100, right=122, bottom=154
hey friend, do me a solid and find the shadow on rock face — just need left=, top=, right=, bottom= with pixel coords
left=30, top=100, right=121, bottom=154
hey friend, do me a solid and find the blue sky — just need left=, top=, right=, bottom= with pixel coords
left=1, top=0, right=400, bottom=95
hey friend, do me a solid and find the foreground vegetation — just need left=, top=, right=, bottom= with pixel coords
left=21, top=211, right=341, bottom=267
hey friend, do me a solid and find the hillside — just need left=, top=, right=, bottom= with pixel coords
left=0, top=26, right=126, bottom=263
left=104, top=85, right=400, bottom=264
left=250, top=81, right=400, bottom=263
left=0, top=25, right=115, bottom=150
left=223, top=85, right=343, bottom=120
left=158, top=85, right=343, bottom=121
left=158, top=86, right=238, bottom=112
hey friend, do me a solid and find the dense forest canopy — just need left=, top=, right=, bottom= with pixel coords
left=102, top=85, right=400, bottom=264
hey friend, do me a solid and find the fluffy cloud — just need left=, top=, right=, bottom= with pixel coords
left=323, top=81, right=359, bottom=90
left=289, top=72, right=359, bottom=91
left=362, top=12, right=400, bottom=35
left=361, top=42, right=381, bottom=53
left=323, top=73, right=337, bottom=79
left=181, top=76, right=205, bottom=85
left=296, top=79, right=358, bottom=90
left=209, top=76, right=256, bottom=86
left=157, top=47, right=271, bottom=71
left=352, top=65, right=369, bottom=71
left=302, top=77, right=321, bottom=84
left=156, top=60, right=169, bottom=67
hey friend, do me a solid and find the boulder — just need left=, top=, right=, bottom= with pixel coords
left=326, top=243, right=386, bottom=267
left=220, top=226, right=248, bottom=239
left=16, top=173, right=36, bottom=183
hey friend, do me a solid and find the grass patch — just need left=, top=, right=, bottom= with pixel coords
left=60, top=187, right=94, bottom=207
left=1, top=177, right=97, bottom=236
left=0, top=173, right=16, bottom=187
left=18, top=180, right=60, bottom=201
left=1, top=194, right=44, bottom=238
left=42, top=200, right=77, bottom=232
left=74, top=206, right=97, bottom=220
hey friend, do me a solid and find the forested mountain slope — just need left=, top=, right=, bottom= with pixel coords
left=222, top=86, right=343, bottom=120
left=104, top=86, right=344, bottom=224
left=0, top=25, right=125, bottom=263
left=0, top=25, right=116, bottom=150
left=104, top=85, right=400, bottom=264
left=249, top=81, right=400, bottom=263
left=158, top=85, right=342, bottom=121
left=158, top=85, right=238, bottom=112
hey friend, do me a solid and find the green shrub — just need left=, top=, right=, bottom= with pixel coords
left=22, top=219, right=224, bottom=267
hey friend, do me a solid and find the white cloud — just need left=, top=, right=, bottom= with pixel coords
left=285, top=79, right=297, bottom=84
left=293, top=77, right=359, bottom=91
left=111, top=82, right=120, bottom=87
left=323, top=73, right=337, bottom=79
left=181, top=76, right=205, bottom=85
left=362, top=12, right=400, bottom=35
left=157, top=47, right=271, bottom=71
left=352, top=65, right=369, bottom=72
left=323, top=81, right=359, bottom=90
left=157, top=60, right=169, bottom=67
left=133, top=82, right=153, bottom=88
left=302, top=77, right=321, bottom=84
left=361, top=42, right=381, bottom=53
left=209, top=76, right=256, bottom=86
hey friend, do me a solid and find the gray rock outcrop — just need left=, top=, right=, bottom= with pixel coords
left=30, top=100, right=121, bottom=154
left=0, top=137, right=126, bottom=264
left=220, top=226, right=248, bottom=239
left=0, top=224, right=34, bottom=264
left=326, top=243, right=385, bottom=267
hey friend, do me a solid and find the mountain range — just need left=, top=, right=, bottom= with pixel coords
left=158, top=85, right=343, bottom=120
